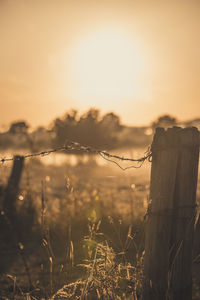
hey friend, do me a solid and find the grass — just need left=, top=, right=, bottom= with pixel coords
left=0, top=156, right=200, bottom=299
left=53, top=219, right=144, bottom=300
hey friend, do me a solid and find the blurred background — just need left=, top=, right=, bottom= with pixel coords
left=0, top=0, right=200, bottom=299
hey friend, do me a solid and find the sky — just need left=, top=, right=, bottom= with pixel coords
left=0, top=0, right=199, bottom=129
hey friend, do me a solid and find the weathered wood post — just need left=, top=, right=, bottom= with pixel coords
left=0, top=155, right=24, bottom=274
left=3, top=155, right=24, bottom=220
left=143, top=127, right=199, bottom=300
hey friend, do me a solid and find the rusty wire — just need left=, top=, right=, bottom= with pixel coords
left=0, top=140, right=152, bottom=170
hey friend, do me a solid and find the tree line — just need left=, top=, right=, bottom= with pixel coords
left=0, top=109, right=188, bottom=151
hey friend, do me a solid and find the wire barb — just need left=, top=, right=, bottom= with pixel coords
left=0, top=140, right=152, bottom=170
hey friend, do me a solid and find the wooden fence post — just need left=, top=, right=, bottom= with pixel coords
left=0, top=155, right=24, bottom=274
left=3, top=155, right=24, bottom=220
left=143, top=127, right=199, bottom=300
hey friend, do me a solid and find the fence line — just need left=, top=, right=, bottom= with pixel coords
left=0, top=140, right=152, bottom=170
left=1, top=127, right=200, bottom=299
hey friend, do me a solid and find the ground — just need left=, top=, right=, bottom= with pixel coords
left=0, top=153, right=199, bottom=299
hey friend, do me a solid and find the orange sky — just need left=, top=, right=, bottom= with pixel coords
left=0, top=0, right=199, bottom=129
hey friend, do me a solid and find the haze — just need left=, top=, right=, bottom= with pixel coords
left=0, top=0, right=199, bottom=128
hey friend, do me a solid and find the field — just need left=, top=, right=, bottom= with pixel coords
left=0, top=151, right=200, bottom=299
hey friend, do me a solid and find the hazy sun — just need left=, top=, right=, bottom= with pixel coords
left=71, top=28, right=148, bottom=105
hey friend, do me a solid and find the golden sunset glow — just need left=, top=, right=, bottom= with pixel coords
left=0, top=2, right=200, bottom=296
left=0, top=0, right=199, bottom=127
left=71, top=28, right=150, bottom=105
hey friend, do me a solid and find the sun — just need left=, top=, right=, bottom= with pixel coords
left=70, top=27, right=148, bottom=106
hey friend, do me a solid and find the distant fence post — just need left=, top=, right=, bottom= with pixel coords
left=3, top=155, right=24, bottom=220
left=143, top=127, right=200, bottom=300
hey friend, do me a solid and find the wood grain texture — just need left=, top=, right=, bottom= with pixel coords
left=143, top=127, right=200, bottom=300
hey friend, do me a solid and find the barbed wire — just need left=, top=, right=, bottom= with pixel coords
left=0, top=140, right=152, bottom=170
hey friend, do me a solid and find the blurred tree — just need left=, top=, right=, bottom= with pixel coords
left=8, top=121, right=38, bottom=152
left=52, top=109, right=122, bottom=149
left=53, top=110, right=78, bottom=145
left=98, top=112, right=122, bottom=148
left=100, top=112, right=121, bottom=131
left=9, top=121, right=29, bottom=134
left=152, top=115, right=177, bottom=130
left=76, top=108, right=101, bottom=146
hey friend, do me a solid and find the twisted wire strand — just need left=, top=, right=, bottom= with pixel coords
left=0, top=140, right=152, bottom=170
